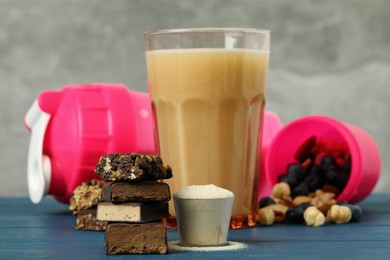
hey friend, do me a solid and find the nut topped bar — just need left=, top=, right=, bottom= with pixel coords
left=95, top=153, right=172, bottom=182
left=69, top=179, right=104, bottom=215
left=69, top=180, right=107, bottom=231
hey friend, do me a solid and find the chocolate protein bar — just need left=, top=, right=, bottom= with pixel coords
left=94, top=153, right=172, bottom=182
left=74, top=209, right=107, bottom=231
left=105, top=222, right=168, bottom=255
left=97, top=202, right=170, bottom=223
left=102, top=181, right=171, bottom=203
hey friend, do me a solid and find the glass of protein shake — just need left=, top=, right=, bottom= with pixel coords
left=145, top=28, right=270, bottom=228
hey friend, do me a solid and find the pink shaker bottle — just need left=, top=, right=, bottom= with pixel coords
left=24, top=83, right=154, bottom=203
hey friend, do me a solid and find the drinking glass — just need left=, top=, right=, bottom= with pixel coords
left=145, top=28, right=270, bottom=228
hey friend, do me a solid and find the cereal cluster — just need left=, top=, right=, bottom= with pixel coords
left=69, top=179, right=107, bottom=231
left=69, top=179, right=105, bottom=215
left=257, top=136, right=362, bottom=227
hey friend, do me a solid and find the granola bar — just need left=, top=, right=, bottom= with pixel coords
left=94, top=153, right=172, bottom=182
left=69, top=179, right=105, bottom=215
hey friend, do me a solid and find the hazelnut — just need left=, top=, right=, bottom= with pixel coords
left=326, top=205, right=352, bottom=224
left=304, top=206, right=326, bottom=227
left=272, top=182, right=291, bottom=199
left=257, top=207, right=275, bottom=226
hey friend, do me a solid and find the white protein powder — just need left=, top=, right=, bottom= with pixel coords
left=173, top=184, right=234, bottom=199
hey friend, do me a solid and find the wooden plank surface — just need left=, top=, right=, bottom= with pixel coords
left=0, top=195, right=389, bottom=259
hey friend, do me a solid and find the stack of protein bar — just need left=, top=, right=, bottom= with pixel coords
left=94, top=153, right=172, bottom=255
left=69, top=179, right=107, bottom=231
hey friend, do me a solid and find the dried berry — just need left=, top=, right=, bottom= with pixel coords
left=308, top=165, right=323, bottom=176
left=349, top=205, right=362, bottom=222
left=287, top=163, right=306, bottom=182
left=323, top=165, right=338, bottom=183
left=296, top=202, right=313, bottom=211
left=295, top=136, right=316, bottom=162
left=321, top=184, right=340, bottom=195
left=303, top=172, right=324, bottom=192
left=320, top=155, right=337, bottom=171
left=340, top=161, right=351, bottom=173
left=292, top=182, right=310, bottom=198
left=259, top=196, right=276, bottom=208
left=278, top=173, right=288, bottom=183
left=284, top=174, right=299, bottom=189
left=334, top=171, right=350, bottom=190
left=286, top=207, right=305, bottom=224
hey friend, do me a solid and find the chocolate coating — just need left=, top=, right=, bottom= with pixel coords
left=102, top=181, right=171, bottom=203
left=105, top=222, right=167, bottom=255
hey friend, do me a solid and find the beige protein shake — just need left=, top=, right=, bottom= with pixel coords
left=147, top=48, right=269, bottom=228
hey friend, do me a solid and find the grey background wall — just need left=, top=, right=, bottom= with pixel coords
left=1, top=0, right=389, bottom=197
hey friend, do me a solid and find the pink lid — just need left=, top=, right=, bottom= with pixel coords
left=265, top=115, right=381, bottom=203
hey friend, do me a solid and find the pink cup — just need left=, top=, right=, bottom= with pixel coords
left=265, top=115, right=381, bottom=203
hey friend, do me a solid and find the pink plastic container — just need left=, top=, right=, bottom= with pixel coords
left=24, top=83, right=155, bottom=203
left=265, top=115, right=381, bottom=203
left=258, top=111, right=283, bottom=200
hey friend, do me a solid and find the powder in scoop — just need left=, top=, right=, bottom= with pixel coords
left=173, top=184, right=234, bottom=199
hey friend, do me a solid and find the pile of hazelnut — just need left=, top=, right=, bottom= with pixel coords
left=257, top=136, right=362, bottom=227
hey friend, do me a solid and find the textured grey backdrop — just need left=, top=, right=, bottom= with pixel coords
left=1, top=0, right=389, bottom=197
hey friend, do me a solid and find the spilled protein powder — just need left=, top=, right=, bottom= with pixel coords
left=168, top=241, right=247, bottom=252
left=173, top=184, right=234, bottom=199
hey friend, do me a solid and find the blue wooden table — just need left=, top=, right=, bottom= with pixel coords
left=1, top=195, right=389, bottom=259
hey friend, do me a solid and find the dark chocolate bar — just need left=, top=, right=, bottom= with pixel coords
left=97, top=202, right=170, bottom=223
left=74, top=209, right=107, bottom=231
left=105, top=222, right=167, bottom=255
left=94, top=153, right=172, bottom=182
left=101, top=181, right=171, bottom=203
